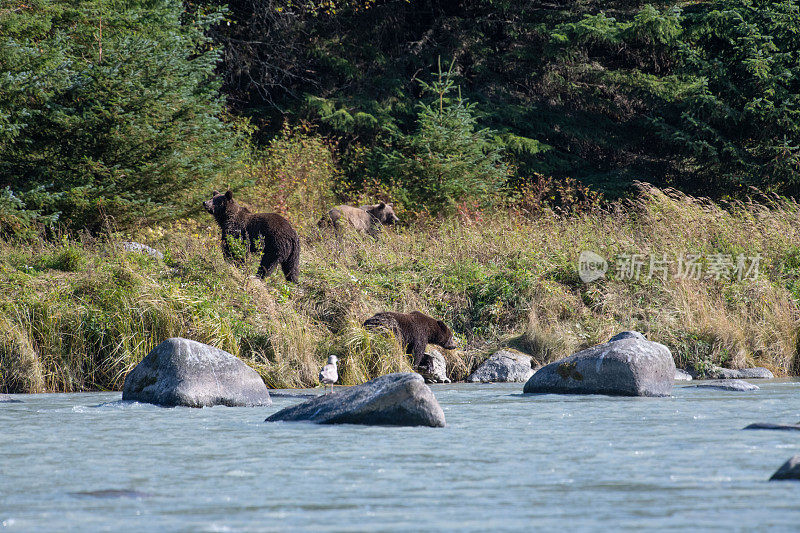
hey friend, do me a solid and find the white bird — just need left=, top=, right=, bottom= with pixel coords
left=319, top=355, right=338, bottom=394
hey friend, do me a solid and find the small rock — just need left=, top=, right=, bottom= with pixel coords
left=744, top=423, right=800, bottom=432
left=0, top=394, right=21, bottom=403
left=122, top=338, right=271, bottom=407
left=121, top=241, right=164, bottom=260
left=770, top=455, right=800, bottom=481
left=674, top=369, right=693, bottom=381
left=419, top=349, right=450, bottom=384
left=467, top=350, right=534, bottom=383
left=706, top=366, right=774, bottom=380
left=685, top=379, right=759, bottom=391
left=523, top=331, right=675, bottom=397
left=608, top=331, right=647, bottom=342
left=266, top=373, right=445, bottom=427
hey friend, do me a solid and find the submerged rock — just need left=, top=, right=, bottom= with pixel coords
left=419, top=349, right=450, bottom=384
left=467, top=350, right=534, bottom=383
left=770, top=455, right=800, bottom=481
left=122, top=338, right=270, bottom=407
left=744, top=423, right=800, bottom=432
left=685, top=380, right=759, bottom=391
left=706, top=366, right=774, bottom=380
left=121, top=241, right=164, bottom=260
left=674, top=369, right=693, bottom=381
left=0, top=394, right=21, bottom=403
left=523, top=331, right=675, bottom=397
left=266, top=373, right=445, bottom=427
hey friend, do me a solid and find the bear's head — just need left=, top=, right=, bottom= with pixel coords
left=434, top=320, right=457, bottom=350
left=366, top=202, right=399, bottom=226
left=203, top=190, right=238, bottom=220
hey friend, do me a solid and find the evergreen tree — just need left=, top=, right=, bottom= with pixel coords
left=0, top=0, right=240, bottom=230
left=380, top=60, right=510, bottom=214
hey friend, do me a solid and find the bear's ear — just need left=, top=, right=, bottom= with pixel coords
left=225, top=190, right=233, bottom=200
left=377, top=201, right=386, bottom=209
left=212, top=190, right=219, bottom=196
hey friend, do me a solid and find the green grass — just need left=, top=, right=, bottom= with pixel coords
left=2, top=185, right=800, bottom=392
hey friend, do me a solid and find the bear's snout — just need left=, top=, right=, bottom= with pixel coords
left=442, top=337, right=457, bottom=350
left=202, top=199, right=214, bottom=213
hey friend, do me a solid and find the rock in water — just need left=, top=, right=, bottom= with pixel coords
left=685, top=380, right=759, bottom=391
left=122, top=338, right=271, bottom=407
left=674, top=369, right=693, bottom=381
left=419, top=350, right=450, bottom=384
left=706, top=366, right=774, bottom=380
left=265, top=373, right=445, bottom=427
left=0, top=394, right=21, bottom=403
left=467, top=350, right=535, bottom=383
left=523, top=331, right=675, bottom=397
left=770, top=456, right=800, bottom=481
left=744, top=423, right=800, bottom=432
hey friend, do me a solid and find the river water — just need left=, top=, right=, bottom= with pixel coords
left=3, top=381, right=800, bottom=532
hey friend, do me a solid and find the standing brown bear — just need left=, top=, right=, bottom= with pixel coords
left=203, top=190, right=300, bottom=282
left=363, top=311, right=457, bottom=369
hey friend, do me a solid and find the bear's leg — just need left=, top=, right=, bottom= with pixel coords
left=256, top=251, right=280, bottom=279
left=411, top=342, right=426, bottom=369
left=280, top=240, right=300, bottom=283
left=221, top=236, right=233, bottom=259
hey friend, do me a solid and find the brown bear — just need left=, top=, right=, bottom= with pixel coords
left=320, top=202, right=399, bottom=236
left=203, top=190, right=300, bottom=282
left=363, top=311, right=457, bottom=370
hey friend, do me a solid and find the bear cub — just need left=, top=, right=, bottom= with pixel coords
left=321, top=202, right=399, bottom=236
left=363, top=311, right=457, bottom=370
left=203, top=190, right=300, bottom=282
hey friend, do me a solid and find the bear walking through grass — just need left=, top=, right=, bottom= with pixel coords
left=363, top=311, right=457, bottom=370
left=203, top=190, right=300, bottom=282
left=320, top=202, right=399, bottom=236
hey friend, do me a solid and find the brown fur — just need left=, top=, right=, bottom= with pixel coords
left=320, top=202, right=399, bottom=236
left=203, top=190, right=300, bottom=282
left=363, top=311, right=457, bottom=369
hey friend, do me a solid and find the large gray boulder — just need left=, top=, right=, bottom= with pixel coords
left=467, top=350, right=535, bottom=383
left=706, top=366, right=774, bottom=380
left=266, top=373, right=445, bottom=427
left=523, top=331, right=675, bottom=397
left=122, top=338, right=270, bottom=407
left=419, top=350, right=451, bottom=384
left=770, top=456, right=800, bottom=481
left=685, top=380, right=759, bottom=391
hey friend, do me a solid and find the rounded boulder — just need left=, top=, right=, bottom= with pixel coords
left=122, top=338, right=270, bottom=407
left=523, top=332, right=675, bottom=397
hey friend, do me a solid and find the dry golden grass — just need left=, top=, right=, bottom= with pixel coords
left=2, top=184, right=800, bottom=392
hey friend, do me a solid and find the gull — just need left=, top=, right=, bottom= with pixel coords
left=319, top=355, right=338, bottom=394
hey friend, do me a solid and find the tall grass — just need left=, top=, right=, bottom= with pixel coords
left=2, top=184, right=800, bottom=392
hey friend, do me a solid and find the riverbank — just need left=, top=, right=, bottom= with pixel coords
left=2, top=185, right=799, bottom=393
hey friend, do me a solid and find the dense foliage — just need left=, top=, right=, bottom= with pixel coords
left=207, top=0, right=800, bottom=198
left=0, top=0, right=240, bottom=230
left=1, top=0, right=799, bottom=228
